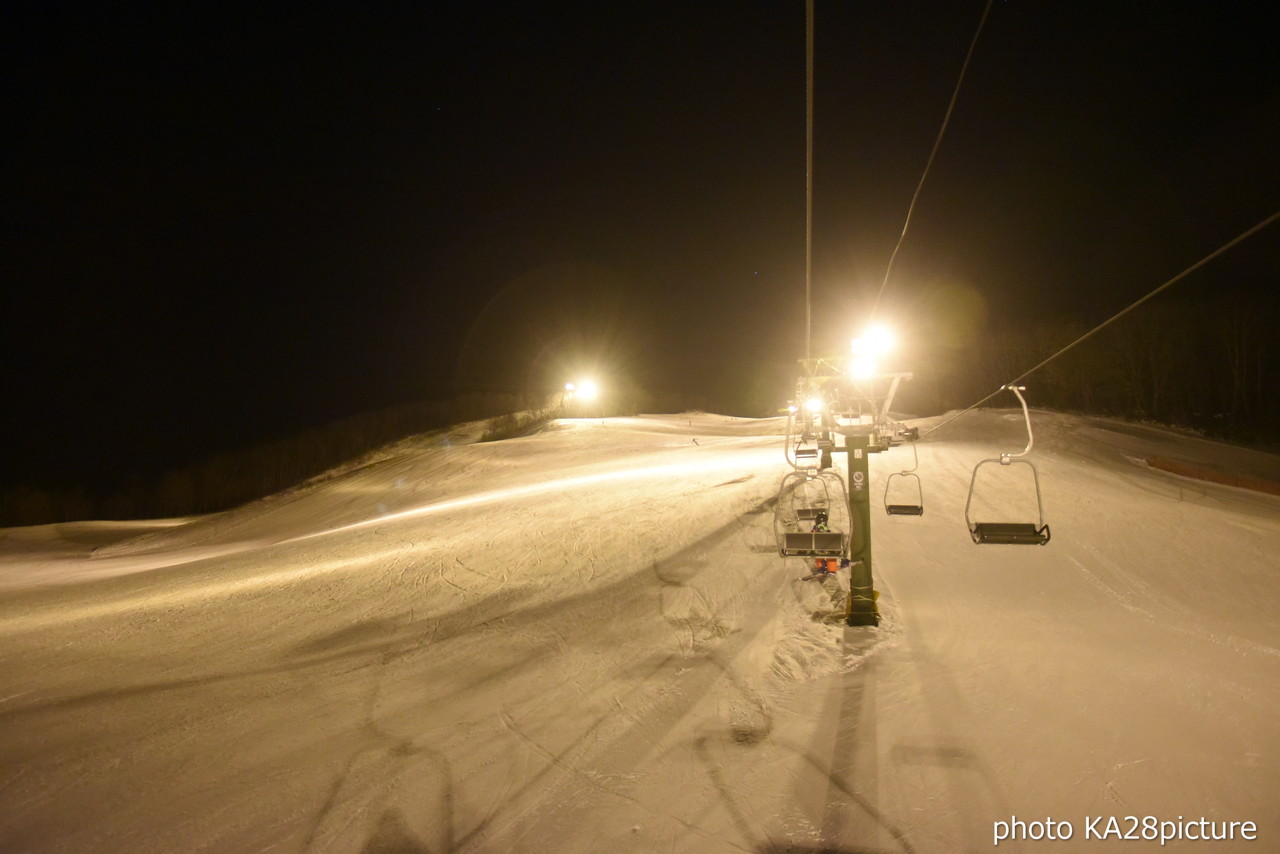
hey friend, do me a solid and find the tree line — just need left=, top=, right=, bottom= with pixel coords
left=899, top=290, right=1277, bottom=444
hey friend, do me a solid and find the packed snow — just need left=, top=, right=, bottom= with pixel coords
left=0, top=410, right=1276, bottom=852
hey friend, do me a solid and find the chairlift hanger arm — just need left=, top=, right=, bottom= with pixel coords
left=897, top=438, right=920, bottom=474
left=1002, top=385, right=1034, bottom=462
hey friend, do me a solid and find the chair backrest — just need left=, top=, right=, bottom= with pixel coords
left=781, top=531, right=846, bottom=557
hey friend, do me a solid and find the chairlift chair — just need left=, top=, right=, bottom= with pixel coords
left=788, top=434, right=835, bottom=471
left=964, top=386, right=1051, bottom=545
left=784, top=400, right=838, bottom=472
left=773, top=469, right=850, bottom=559
left=884, top=439, right=924, bottom=516
left=780, top=530, right=847, bottom=558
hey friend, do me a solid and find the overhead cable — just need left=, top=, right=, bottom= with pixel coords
left=871, top=0, right=995, bottom=320
left=919, top=208, right=1280, bottom=439
left=805, top=0, right=815, bottom=368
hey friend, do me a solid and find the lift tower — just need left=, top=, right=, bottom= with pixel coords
left=779, top=363, right=914, bottom=627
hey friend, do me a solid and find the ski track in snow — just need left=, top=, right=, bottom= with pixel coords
left=0, top=412, right=1277, bottom=853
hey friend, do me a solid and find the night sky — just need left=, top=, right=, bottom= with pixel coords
left=4, top=1, right=1277, bottom=494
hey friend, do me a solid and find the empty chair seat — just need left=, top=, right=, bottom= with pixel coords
left=969, top=521, right=1050, bottom=545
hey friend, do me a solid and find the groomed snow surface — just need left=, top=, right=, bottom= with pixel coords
left=1, top=411, right=1276, bottom=853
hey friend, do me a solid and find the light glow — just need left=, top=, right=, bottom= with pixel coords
left=852, top=324, right=895, bottom=357
left=865, top=324, right=894, bottom=354
left=804, top=397, right=824, bottom=413
left=850, top=355, right=878, bottom=379
left=577, top=379, right=599, bottom=401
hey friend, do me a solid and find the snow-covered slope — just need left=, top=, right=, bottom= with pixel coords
left=0, top=411, right=1276, bottom=852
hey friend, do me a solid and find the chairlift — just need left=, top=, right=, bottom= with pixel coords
left=884, top=439, right=924, bottom=516
left=774, top=469, right=849, bottom=559
left=784, top=399, right=836, bottom=472
left=788, top=434, right=834, bottom=471
left=964, top=385, right=1051, bottom=545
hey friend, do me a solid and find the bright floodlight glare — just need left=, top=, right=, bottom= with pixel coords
left=577, top=379, right=599, bottom=401
left=853, top=324, right=895, bottom=356
left=864, top=324, right=894, bottom=355
left=851, top=355, right=878, bottom=379
left=804, top=397, right=823, bottom=413
left=565, top=382, right=575, bottom=392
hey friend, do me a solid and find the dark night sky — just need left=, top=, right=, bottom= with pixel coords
left=3, top=1, right=1277, bottom=493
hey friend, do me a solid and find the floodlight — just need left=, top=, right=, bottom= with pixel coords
left=852, top=324, right=895, bottom=357
left=864, top=324, right=894, bottom=355
left=565, top=382, right=575, bottom=392
left=577, top=379, right=599, bottom=401
left=804, top=397, right=823, bottom=413
left=850, top=355, right=878, bottom=380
